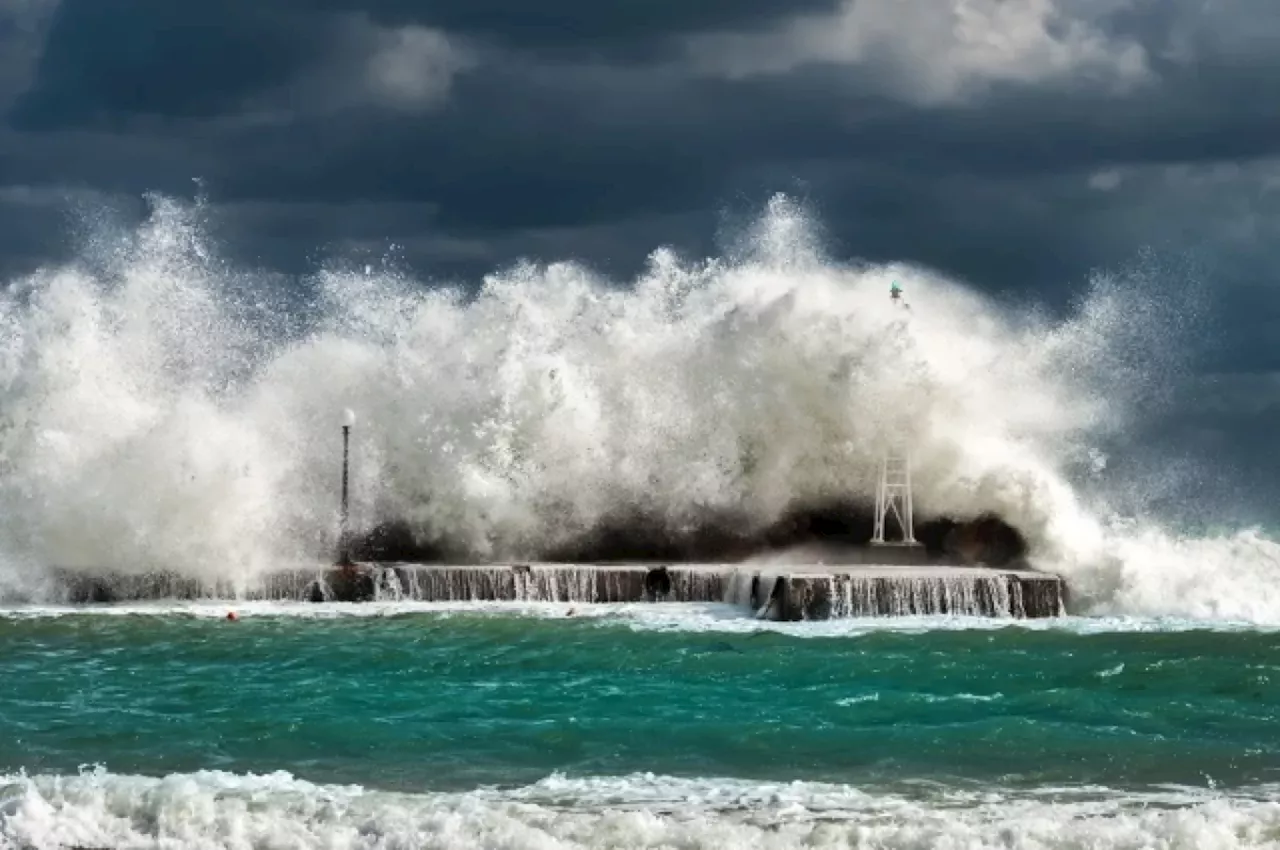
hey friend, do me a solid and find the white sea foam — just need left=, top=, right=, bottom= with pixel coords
left=2, top=192, right=1278, bottom=623
left=2, top=768, right=1278, bottom=850
left=1, top=599, right=1274, bottom=638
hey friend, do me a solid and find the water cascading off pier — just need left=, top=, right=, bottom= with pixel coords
left=48, top=562, right=1065, bottom=619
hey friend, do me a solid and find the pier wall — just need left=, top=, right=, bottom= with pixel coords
left=49, top=562, right=1064, bottom=619
left=748, top=570, right=1063, bottom=620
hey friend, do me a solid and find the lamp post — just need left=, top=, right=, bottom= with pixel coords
left=338, top=409, right=355, bottom=567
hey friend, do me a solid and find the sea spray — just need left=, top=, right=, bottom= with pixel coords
left=1, top=192, right=1275, bottom=621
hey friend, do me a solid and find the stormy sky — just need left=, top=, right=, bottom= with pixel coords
left=2, top=0, right=1279, bottom=523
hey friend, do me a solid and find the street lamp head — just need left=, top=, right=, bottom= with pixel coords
left=343, top=408, right=357, bottom=427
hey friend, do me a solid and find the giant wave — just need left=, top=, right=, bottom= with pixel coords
left=1, top=193, right=1278, bottom=621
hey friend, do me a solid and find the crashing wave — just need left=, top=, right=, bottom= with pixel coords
left=1, top=193, right=1276, bottom=621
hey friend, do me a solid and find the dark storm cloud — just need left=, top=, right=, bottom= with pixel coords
left=3, top=1, right=1280, bottom=512
left=11, top=0, right=840, bottom=131
left=11, top=1, right=339, bottom=126
left=3, top=0, right=1278, bottom=280
left=0, top=188, right=71, bottom=280
left=286, top=0, right=841, bottom=54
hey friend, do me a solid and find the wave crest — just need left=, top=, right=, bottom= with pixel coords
left=2, top=193, right=1276, bottom=621
left=4, top=769, right=1279, bottom=850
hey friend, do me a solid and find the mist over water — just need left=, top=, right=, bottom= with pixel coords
left=0, top=192, right=1277, bottom=621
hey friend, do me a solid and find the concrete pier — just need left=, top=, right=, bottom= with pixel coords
left=50, top=561, right=1065, bottom=619
left=741, top=565, right=1063, bottom=620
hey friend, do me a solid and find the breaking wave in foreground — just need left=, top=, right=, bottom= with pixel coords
left=1, top=192, right=1278, bottom=621
left=3, top=770, right=1279, bottom=850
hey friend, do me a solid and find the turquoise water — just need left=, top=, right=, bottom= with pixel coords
left=3, top=604, right=1280, bottom=848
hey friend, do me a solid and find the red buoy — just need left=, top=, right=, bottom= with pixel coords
left=226, top=611, right=238, bottom=621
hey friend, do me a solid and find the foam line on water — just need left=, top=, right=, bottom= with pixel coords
left=0, top=600, right=1274, bottom=636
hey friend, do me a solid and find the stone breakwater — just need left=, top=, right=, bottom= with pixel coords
left=45, top=562, right=1065, bottom=620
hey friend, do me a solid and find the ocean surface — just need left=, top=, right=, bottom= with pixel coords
left=2, top=602, right=1279, bottom=848
left=5, top=194, right=1280, bottom=847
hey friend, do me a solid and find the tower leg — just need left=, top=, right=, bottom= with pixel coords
left=872, top=453, right=887, bottom=543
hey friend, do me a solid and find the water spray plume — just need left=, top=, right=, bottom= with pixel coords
left=0, top=193, right=1276, bottom=621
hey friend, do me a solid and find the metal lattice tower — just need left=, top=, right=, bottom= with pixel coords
left=872, top=447, right=916, bottom=545
left=871, top=281, right=919, bottom=546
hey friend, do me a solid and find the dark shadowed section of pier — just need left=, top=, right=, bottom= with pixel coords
left=346, top=503, right=1032, bottom=569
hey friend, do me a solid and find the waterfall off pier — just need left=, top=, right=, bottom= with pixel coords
left=48, top=562, right=1065, bottom=620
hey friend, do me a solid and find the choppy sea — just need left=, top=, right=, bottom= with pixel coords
left=2, top=602, right=1277, bottom=849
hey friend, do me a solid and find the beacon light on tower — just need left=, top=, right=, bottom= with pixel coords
left=889, top=280, right=911, bottom=310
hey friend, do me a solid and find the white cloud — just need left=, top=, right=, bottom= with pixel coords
left=0, top=0, right=59, bottom=20
left=364, top=25, right=475, bottom=111
left=685, top=0, right=1151, bottom=105
left=233, top=19, right=476, bottom=120
left=0, top=0, right=61, bottom=107
left=1089, top=158, right=1280, bottom=249
left=1158, top=0, right=1280, bottom=65
left=1088, top=169, right=1123, bottom=191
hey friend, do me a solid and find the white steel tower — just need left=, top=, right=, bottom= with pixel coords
left=871, top=281, right=920, bottom=546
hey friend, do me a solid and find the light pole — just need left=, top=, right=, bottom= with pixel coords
left=338, top=409, right=355, bottom=567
